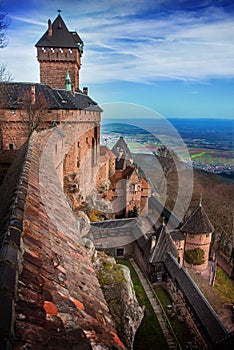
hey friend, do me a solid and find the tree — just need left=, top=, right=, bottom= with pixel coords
left=19, top=87, right=49, bottom=136
left=152, top=145, right=178, bottom=205
left=0, top=62, right=13, bottom=81
left=0, top=8, right=10, bottom=48
left=0, top=8, right=12, bottom=81
left=184, top=248, right=205, bottom=265
left=129, top=205, right=138, bottom=218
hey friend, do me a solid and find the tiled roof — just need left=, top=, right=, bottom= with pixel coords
left=109, top=166, right=136, bottom=187
left=0, top=82, right=101, bottom=111
left=149, top=224, right=178, bottom=264
left=180, top=205, right=214, bottom=234
left=0, top=128, right=125, bottom=349
left=35, top=14, right=83, bottom=49
left=165, top=252, right=228, bottom=345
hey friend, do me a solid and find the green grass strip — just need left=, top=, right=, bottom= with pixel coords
left=117, top=259, right=168, bottom=350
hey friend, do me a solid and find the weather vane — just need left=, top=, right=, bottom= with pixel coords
left=58, top=9, right=61, bottom=14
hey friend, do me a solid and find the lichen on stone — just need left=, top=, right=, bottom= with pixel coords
left=94, top=253, right=144, bottom=350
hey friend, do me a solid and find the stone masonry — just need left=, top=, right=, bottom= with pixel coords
left=0, top=127, right=126, bottom=349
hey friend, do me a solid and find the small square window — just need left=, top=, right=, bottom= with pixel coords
left=116, top=248, right=124, bottom=257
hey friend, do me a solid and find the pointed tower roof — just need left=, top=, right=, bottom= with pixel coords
left=149, top=223, right=178, bottom=264
left=35, top=14, right=83, bottom=49
left=181, top=205, right=214, bottom=234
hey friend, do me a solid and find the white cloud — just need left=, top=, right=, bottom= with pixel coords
left=1, top=1, right=234, bottom=84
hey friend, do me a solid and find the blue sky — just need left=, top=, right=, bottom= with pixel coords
left=0, top=0, right=234, bottom=118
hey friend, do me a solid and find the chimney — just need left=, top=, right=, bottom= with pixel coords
left=31, top=84, right=36, bottom=105
left=83, top=87, right=88, bottom=95
left=48, top=19, right=52, bottom=37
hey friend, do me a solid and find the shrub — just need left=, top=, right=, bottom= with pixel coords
left=184, top=248, right=205, bottom=265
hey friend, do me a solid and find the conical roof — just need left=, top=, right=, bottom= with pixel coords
left=35, top=14, right=83, bottom=48
left=181, top=205, right=214, bottom=234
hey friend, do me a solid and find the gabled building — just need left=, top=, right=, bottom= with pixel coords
left=111, top=136, right=133, bottom=170
left=102, top=137, right=151, bottom=218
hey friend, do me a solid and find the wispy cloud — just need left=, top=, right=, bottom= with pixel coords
left=10, top=15, right=47, bottom=27
left=1, top=0, right=234, bottom=84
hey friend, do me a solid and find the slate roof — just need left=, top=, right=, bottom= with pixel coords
left=35, top=14, right=83, bottom=49
left=148, top=196, right=181, bottom=230
left=89, top=218, right=146, bottom=249
left=0, top=82, right=102, bottom=111
left=149, top=224, right=178, bottom=264
left=180, top=205, right=214, bottom=234
left=170, top=229, right=185, bottom=241
left=164, top=252, right=228, bottom=345
left=112, top=137, right=133, bottom=160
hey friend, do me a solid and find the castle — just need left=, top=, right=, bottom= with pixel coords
left=0, top=13, right=233, bottom=349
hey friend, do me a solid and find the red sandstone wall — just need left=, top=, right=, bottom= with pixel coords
left=173, top=239, right=185, bottom=265
left=0, top=107, right=101, bottom=198
left=184, top=233, right=212, bottom=271
left=37, top=47, right=81, bottom=90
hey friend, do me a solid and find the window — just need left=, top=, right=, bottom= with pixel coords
left=9, top=144, right=14, bottom=150
left=116, top=248, right=124, bottom=257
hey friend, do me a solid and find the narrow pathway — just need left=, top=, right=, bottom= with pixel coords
left=129, top=258, right=180, bottom=350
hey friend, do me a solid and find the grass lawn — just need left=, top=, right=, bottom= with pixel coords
left=154, top=286, right=193, bottom=347
left=117, top=259, right=168, bottom=350
left=214, top=267, right=234, bottom=304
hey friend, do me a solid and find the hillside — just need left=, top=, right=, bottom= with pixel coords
left=133, top=153, right=234, bottom=261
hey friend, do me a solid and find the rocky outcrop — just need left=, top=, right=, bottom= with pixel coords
left=94, top=253, right=144, bottom=350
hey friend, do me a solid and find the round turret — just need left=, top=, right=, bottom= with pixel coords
left=181, top=202, right=214, bottom=271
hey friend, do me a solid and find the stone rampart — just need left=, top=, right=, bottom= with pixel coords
left=0, top=128, right=126, bottom=349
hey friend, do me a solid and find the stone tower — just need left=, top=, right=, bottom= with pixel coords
left=35, top=13, right=83, bottom=91
left=181, top=202, right=214, bottom=271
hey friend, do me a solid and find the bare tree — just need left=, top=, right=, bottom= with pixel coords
left=0, top=8, right=10, bottom=48
left=0, top=62, right=13, bottom=81
left=19, top=87, right=48, bottom=136
left=0, top=8, right=12, bottom=81
left=152, top=145, right=178, bottom=203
